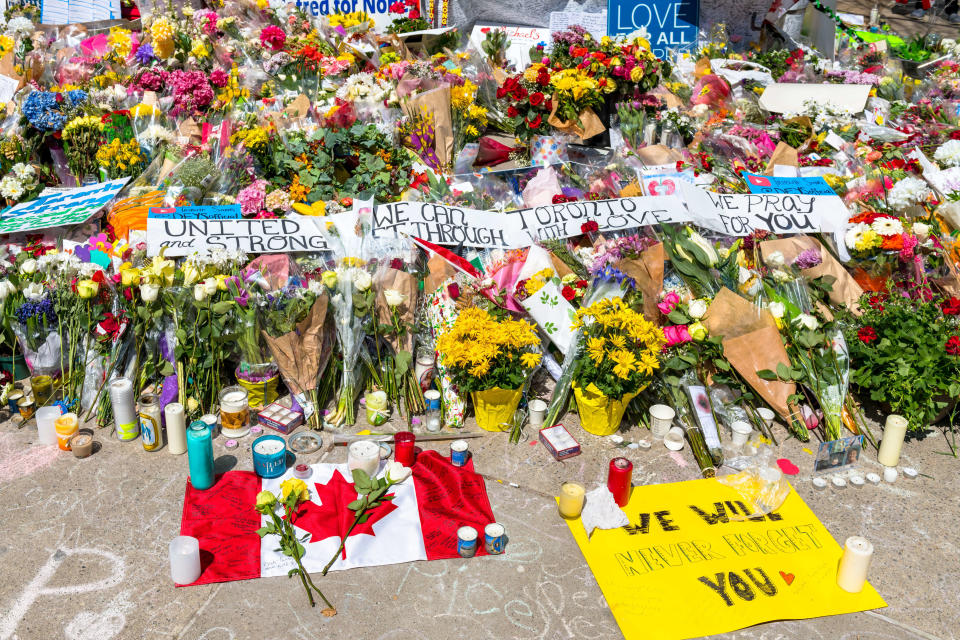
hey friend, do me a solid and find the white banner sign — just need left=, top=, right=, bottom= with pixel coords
left=146, top=217, right=328, bottom=257
left=372, top=195, right=691, bottom=248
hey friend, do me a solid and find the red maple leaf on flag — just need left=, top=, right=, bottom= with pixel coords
left=289, top=470, right=398, bottom=560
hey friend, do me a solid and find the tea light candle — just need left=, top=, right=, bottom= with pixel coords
left=109, top=378, right=138, bottom=441
left=348, top=440, right=381, bottom=477
left=294, top=463, right=312, bottom=479
left=558, top=482, right=586, bottom=519
left=165, top=403, right=187, bottom=455
left=831, top=476, right=847, bottom=489
left=849, top=474, right=865, bottom=487
left=836, top=536, right=873, bottom=593
left=252, top=435, right=287, bottom=478
left=866, top=472, right=881, bottom=485
left=169, top=536, right=201, bottom=585
left=70, top=433, right=93, bottom=458
left=883, top=466, right=898, bottom=483
left=811, top=477, right=828, bottom=490
left=877, top=414, right=908, bottom=467
left=902, top=467, right=918, bottom=479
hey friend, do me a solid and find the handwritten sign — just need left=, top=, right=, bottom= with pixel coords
left=743, top=173, right=837, bottom=196
left=607, top=0, right=699, bottom=59
left=680, top=182, right=847, bottom=237
left=372, top=196, right=690, bottom=249
left=146, top=217, right=328, bottom=257
left=563, top=478, right=885, bottom=640
left=468, top=25, right=550, bottom=69
left=0, top=178, right=129, bottom=234
left=148, top=205, right=242, bottom=220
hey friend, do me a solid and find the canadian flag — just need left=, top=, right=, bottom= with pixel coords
left=179, top=450, right=496, bottom=585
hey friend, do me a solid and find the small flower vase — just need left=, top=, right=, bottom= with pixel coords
left=471, top=387, right=523, bottom=432
left=572, top=382, right=642, bottom=436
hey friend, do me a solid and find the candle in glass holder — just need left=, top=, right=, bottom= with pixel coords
left=414, top=347, right=435, bottom=390
left=252, top=434, right=287, bottom=478
left=169, top=536, right=201, bottom=585
left=837, top=536, right=873, bottom=593
left=558, top=482, right=586, bottom=519
left=219, top=386, right=250, bottom=438
left=165, top=402, right=187, bottom=455
left=70, top=433, right=93, bottom=458
left=30, top=373, right=54, bottom=407
left=877, top=414, right=908, bottom=467
left=394, top=431, right=416, bottom=466
left=35, top=405, right=62, bottom=445
left=110, top=378, right=139, bottom=441
left=187, top=420, right=215, bottom=490
left=348, top=440, right=381, bottom=476
left=54, top=413, right=79, bottom=451
left=364, top=391, right=389, bottom=426
left=138, top=393, right=163, bottom=452
left=608, top=457, right=633, bottom=507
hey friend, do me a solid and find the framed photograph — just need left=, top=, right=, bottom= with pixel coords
left=813, top=435, right=864, bottom=473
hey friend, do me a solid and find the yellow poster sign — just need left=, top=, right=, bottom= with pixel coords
left=564, top=479, right=885, bottom=640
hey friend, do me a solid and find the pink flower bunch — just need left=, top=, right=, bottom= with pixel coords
left=196, top=10, right=219, bottom=36
left=657, top=291, right=680, bottom=315
left=168, top=70, right=214, bottom=116
left=210, top=67, right=229, bottom=88
left=663, top=325, right=692, bottom=347
left=134, top=69, right=168, bottom=92
left=900, top=233, right=919, bottom=262
left=260, top=25, right=286, bottom=51
left=237, top=179, right=268, bottom=217
left=320, top=57, right=351, bottom=77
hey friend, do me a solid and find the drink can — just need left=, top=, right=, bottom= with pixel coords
left=450, top=439, right=469, bottom=467
left=484, top=523, right=505, bottom=555
left=457, top=526, right=478, bottom=558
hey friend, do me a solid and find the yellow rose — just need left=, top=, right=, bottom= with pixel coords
left=119, top=264, right=140, bottom=287
left=280, top=478, right=310, bottom=504
left=77, top=279, right=99, bottom=299
left=151, top=255, right=175, bottom=286
left=216, top=274, right=230, bottom=291
left=255, top=490, right=277, bottom=512
left=321, top=270, right=338, bottom=289
left=630, top=66, right=643, bottom=83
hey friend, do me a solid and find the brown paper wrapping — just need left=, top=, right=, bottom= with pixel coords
left=783, top=116, right=814, bottom=152
left=615, top=243, right=665, bottom=325
left=424, top=253, right=456, bottom=294
left=722, top=326, right=800, bottom=421
left=702, top=287, right=777, bottom=338
left=284, top=94, right=311, bottom=118
left=651, top=85, right=684, bottom=110
left=402, top=87, right=454, bottom=168
left=547, top=102, right=605, bottom=140
left=763, top=142, right=799, bottom=175
left=375, top=267, right=418, bottom=353
left=550, top=253, right=574, bottom=278
left=262, top=295, right=331, bottom=396
left=634, top=144, right=684, bottom=166
left=759, top=237, right=863, bottom=314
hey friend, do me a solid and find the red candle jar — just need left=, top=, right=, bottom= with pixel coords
left=608, top=457, right=633, bottom=507
left=394, top=431, right=416, bottom=467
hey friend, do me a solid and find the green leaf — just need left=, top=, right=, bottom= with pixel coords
left=255, top=526, right=270, bottom=537
left=288, top=568, right=299, bottom=578
left=776, top=362, right=792, bottom=380
left=667, top=310, right=691, bottom=325
left=757, top=369, right=778, bottom=381
left=347, top=499, right=363, bottom=511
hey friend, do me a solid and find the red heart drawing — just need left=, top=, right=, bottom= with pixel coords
left=777, top=458, right=800, bottom=475
left=646, top=179, right=676, bottom=196
left=780, top=571, right=795, bottom=586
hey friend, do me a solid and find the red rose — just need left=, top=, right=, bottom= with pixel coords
left=857, top=327, right=878, bottom=344
left=544, top=99, right=553, bottom=111
left=561, top=285, right=576, bottom=301
left=581, top=221, right=599, bottom=234
left=507, top=105, right=518, bottom=118
left=951, top=129, right=960, bottom=140
left=496, top=87, right=507, bottom=99
left=867, top=294, right=886, bottom=311
left=576, top=280, right=588, bottom=289
left=389, top=1, right=404, bottom=12
left=947, top=336, right=960, bottom=355
left=537, top=71, right=550, bottom=86
left=942, top=297, right=960, bottom=315
left=390, top=258, right=404, bottom=270
left=447, top=282, right=460, bottom=299
left=529, top=92, right=544, bottom=106
left=513, top=86, right=528, bottom=100
left=552, top=194, right=568, bottom=204
left=527, top=114, right=542, bottom=129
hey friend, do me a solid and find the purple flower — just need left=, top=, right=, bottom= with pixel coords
left=234, top=289, right=249, bottom=307
left=134, top=43, right=155, bottom=65
left=792, top=248, right=823, bottom=270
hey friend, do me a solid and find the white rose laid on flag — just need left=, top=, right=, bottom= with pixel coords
left=179, top=450, right=497, bottom=585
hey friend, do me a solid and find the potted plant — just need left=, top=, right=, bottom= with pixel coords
left=570, top=297, right=665, bottom=436
left=436, top=307, right=541, bottom=432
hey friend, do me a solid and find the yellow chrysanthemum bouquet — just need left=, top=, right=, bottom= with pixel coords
left=437, top=308, right=542, bottom=431
left=570, top=297, right=665, bottom=435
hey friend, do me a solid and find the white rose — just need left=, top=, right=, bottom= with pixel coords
left=193, top=284, right=208, bottom=302
left=384, top=289, right=407, bottom=308
left=0, top=279, right=14, bottom=299
left=385, top=460, right=412, bottom=484
left=794, top=313, right=818, bottom=330
left=353, top=270, right=372, bottom=292
left=772, top=269, right=792, bottom=283
left=687, top=299, right=708, bottom=319
left=737, top=266, right=753, bottom=285
left=140, top=283, right=160, bottom=302
left=19, top=258, right=36, bottom=275
left=912, top=222, right=930, bottom=241
left=307, top=279, right=324, bottom=295
left=202, top=277, right=218, bottom=295
left=23, top=282, right=44, bottom=300
left=769, top=302, right=785, bottom=319
left=766, top=251, right=785, bottom=268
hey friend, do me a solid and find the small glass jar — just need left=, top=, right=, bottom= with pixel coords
left=414, top=347, right=436, bottom=391
left=219, top=386, right=250, bottom=438
left=30, top=372, right=55, bottom=407
left=138, top=393, right=163, bottom=452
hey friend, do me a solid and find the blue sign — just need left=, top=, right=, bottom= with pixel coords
left=148, top=205, right=242, bottom=220
left=607, top=0, right=699, bottom=59
left=743, top=173, right=837, bottom=197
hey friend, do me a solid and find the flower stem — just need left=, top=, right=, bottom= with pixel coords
left=322, top=516, right=360, bottom=576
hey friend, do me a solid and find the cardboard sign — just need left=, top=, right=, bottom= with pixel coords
left=680, top=182, right=847, bottom=237
left=607, top=0, right=699, bottom=59
left=563, top=478, right=885, bottom=640
left=146, top=217, right=328, bottom=257
left=283, top=0, right=396, bottom=28
left=468, top=25, right=550, bottom=70
left=743, top=172, right=837, bottom=196
left=148, top=205, right=242, bottom=220
left=519, top=280, right=576, bottom=354
left=0, top=178, right=129, bottom=234
left=758, top=83, right=871, bottom=115
left=372, top=196, right=691, bottom=248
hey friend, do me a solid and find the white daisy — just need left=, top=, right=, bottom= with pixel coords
left=844, top=223, right=870, bottom=249
left=871, top=217, right=904, bottom=236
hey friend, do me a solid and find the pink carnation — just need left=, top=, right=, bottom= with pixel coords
left=168, top=70, right=214, bottom=117
left=657, top=291, right=680, bottom=315
left=260, top=25, right=287, bottom=51
left=210, top=68, right=229, bottom=88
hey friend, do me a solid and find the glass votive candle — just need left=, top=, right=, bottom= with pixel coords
left=35, top=405, right=62, bottom=445
left=558, top=482, right=586, bottom=519
left=169, top=536, right=201, bottom=585
left=365, top=391, right=389, bottom=426
left=348, top=440, right=381, bottom=477
left=30, top=373, right=54, bottom=407
left=252, top=434, right=287, bottom=478
left=54, top=412, right=79, bottom=451
left=219, top=386, right=250, bottom=438
left=394, top=431, right=416, bottom=467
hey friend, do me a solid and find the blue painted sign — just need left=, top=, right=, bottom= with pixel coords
left=743, top=173, right=837, bottom=197
left=148, top=205, right=242, bottom=220
left=607, top=0, right=699, bottom=59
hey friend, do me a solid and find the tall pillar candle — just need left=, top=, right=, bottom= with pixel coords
left=836, top=536, right=874, bottom=593
left=877, top=414, right=908, bottom=467
left=186, top=420, right=215, bottom=490
left=165, top=402, right=187, bottom=455
left=608, top=457, right=633, bottom=507
left=169, top=536, right=201, bottom=585
left=110, top=378, right=139, bottom=441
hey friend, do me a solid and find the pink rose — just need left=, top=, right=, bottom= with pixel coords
left=657, top=291, right=680, bottom=315
left=663, top=325, right=692, bottom=347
